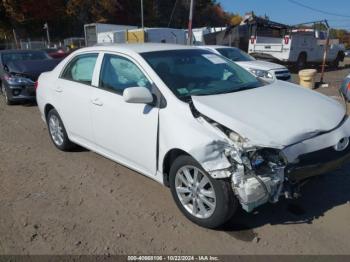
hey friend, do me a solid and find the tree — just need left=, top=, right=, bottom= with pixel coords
left=229, top=14, right=242, bottom=26
left=0, top=0, right=233, bottom=40
left=1, top=0, right=68, bottom=39
left=0, top=1, right=12, bottom=40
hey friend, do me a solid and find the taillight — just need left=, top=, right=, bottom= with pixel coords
left=250, top=36, right=256, bottom=44
left=34, top=81, right=39, bottom=90
left=347, top=82, right=350, bottom=90
left=284, top=36, right=290, bottom=45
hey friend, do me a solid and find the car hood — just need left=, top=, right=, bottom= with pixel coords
left=236, top=60, right=286, bottom=71
left=7, top=59, right=61, bottom=81
left=192, top=81, right=346, bottom=148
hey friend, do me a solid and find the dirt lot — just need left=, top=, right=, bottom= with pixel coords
left=1, top=63, right=350, bottom=255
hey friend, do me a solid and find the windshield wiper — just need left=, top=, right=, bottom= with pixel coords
left=231, top=85, right=259, bottom=93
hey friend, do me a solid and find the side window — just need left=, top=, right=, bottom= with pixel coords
left=99, top=54, right=151, bottom=94
left=61, top=53, right=98, bottom=85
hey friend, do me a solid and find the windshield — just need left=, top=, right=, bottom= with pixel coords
left=142, top=49, right=262, bottom=99
left=2, top=51, right=50, bottom=65
left=216, top=48, right=255, bottom=62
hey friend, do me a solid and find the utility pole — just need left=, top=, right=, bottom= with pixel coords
left=188, top=0, right=194, bottom=45
left=319, top=20, right=330, bottom=86
left=141, top=0, right=144, bottom=29
left=12, top=29, right=19, bottom=49
left=43, top=22, right=51, bottom=47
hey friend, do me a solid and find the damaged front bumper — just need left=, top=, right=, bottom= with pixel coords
left=203, top=116, right=350, bottom=213
left=286, top=144, right=350, bottom=182
left=282, top=116, right=350, bottom=182
left=5, top=82, right=36, bottom=102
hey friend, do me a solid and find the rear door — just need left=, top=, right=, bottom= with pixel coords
left=253, top=36, right=283, bottom=53
left=53, top=52, right=100, bottom=146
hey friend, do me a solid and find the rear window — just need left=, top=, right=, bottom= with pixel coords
left=61, top=53, right=98, bottom=85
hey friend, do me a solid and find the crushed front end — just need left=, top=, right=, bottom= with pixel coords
left=3, top=73, right=36, bottom=102
left=200, top=115, right=350, bottom=213
left=226, top=145, right=286, bottom=212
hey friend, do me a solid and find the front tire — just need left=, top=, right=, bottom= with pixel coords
left=47, top=108, right=76, bottom=151
left=1, top=83, right=13, bottom=105
left=169, top=155, right=237, bottom=228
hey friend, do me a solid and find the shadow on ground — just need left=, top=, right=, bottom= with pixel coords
left=221, top=163, right=350, bottom=241
left=3, top=100, right=38, bottom=107
left=288, top=64, right=350, bottom=74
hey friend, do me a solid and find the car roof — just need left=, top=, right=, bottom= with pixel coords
left=0, top=49, right=46, bottom=54
left=78, top=43, right=198, bottom=54
left=201, top=45, right=239, bottom=50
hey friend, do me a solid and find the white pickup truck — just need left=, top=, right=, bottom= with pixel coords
left=248, top=29, right=345, bottom=70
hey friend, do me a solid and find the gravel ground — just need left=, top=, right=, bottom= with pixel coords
left=291, top=58, right=350, bottom=96
left=0, top=62, right=350, bottom=255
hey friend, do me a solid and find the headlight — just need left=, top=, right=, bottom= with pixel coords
left=228, top=131, right=245, bottom=143
left=249, top=68, right=274, bottom=79
left=6, top=75, right=35, bottom=85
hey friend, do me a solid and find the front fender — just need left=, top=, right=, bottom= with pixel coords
left=158, top=103, right=232, bottom=178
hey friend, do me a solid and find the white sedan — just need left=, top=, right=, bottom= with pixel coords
left=37, top=44, right=350, bottom=228
left=199, top=45, right=291, bottom=82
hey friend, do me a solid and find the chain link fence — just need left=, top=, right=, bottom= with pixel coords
left=0, top=38, right=84, bottom=51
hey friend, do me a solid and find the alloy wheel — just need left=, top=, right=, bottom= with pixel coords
left=49, top=115, right=64, bottom=146
left=175, top=165, right=216, bottom=219
left=1, top=85, right=8, bottom=104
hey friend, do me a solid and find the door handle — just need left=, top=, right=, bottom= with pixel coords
left=91, top=98, right=103, bottom=106
left=54, top=86, right=63, bottom=93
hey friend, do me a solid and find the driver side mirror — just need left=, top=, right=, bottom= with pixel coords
left=123, top=87, right=154, bottom=104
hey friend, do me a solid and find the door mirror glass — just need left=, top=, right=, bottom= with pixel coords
left=123, top=87, right=153, bottom=104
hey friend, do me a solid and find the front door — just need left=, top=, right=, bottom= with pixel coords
left=90, top=53, right=159, bottom=176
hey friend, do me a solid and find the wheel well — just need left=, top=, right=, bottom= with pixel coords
left=298, top=52, right=307, bottom=61
left=162, top=149, right=190, bottom=187
left=337, top=51, right=345, bottom=62
left=44, top=104, right=54, bottom=120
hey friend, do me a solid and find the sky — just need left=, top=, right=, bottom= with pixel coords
left=219, top=0, right=350, bottom=29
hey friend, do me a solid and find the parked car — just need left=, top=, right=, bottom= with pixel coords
left=345, top=49, right=350, bottom=57
left=199, top=45, right=291, bottom=82
left=340, top=73, right=350, bottom=101
left=37, top=44, right=350, bottom=228
left=43, top=48, right=69, bottom=59
left=0, top=50, right=61, bottom=105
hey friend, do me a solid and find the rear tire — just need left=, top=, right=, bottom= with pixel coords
left=331, top=55, right=341, bottom=69
left=169, top=155, right=237, bottom=228
left=296, top=53, right=307, bottom=71
left=47, top=108, right=76, bottom=151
